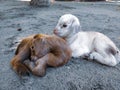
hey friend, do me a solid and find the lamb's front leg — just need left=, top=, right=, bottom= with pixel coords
left=24, top=58, right=47, bottom=77
left=24, top=53, right=61, bottom=77
left=24, top=52, right=69, bottom=76
left=33, top=58, right=47, bottom=77
left=72, top=46, right=90, bottom=59
left=24, top=60, right=35, bottom=72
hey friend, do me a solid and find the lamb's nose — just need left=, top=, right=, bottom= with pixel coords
left=53, top=29, right=58, bottom=34
left=31, top=56, right=38, bottom=61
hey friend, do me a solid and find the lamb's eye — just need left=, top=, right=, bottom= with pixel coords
left=63, top=24, right=67, bottom=28
left=31, top=46, right=34, bottom=49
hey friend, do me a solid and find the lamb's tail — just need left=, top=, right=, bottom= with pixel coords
left=115, top=50, right=120, bottom=63
left=107, top=44, right=120, bottom=64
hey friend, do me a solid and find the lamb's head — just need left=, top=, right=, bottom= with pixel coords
left=54, top=14, right=81, bottom=38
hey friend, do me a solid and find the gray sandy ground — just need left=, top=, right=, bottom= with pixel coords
left=0, top=0, right=120, bottom=90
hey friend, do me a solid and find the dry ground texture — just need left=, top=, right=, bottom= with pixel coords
left=0, top=0, right=120, bottom=90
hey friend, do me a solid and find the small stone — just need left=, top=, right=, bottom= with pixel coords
left=17, top=28, right=22, bottom=31
left=67, top=67, right=70, bottom=69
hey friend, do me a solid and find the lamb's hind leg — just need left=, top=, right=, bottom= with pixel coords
left=87, top=36, right=119, bottom=66
left=88, top=51, right=117, bottom=66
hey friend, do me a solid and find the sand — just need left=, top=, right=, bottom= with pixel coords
left=0, top=0, right=120, bottom=90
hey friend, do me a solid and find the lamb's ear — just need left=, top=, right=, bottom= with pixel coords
left=40, top=37, right=47, bottom=44
left=71, top=19, right=82, bottom=34
left=33, top=34, right=44, bottom=39
left=33, top=34, right=47, bottom=44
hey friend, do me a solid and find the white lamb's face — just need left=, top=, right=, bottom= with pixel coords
left=54, top=18, right=72, bottom=37
left=54, top=14, right=81, bottom=38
